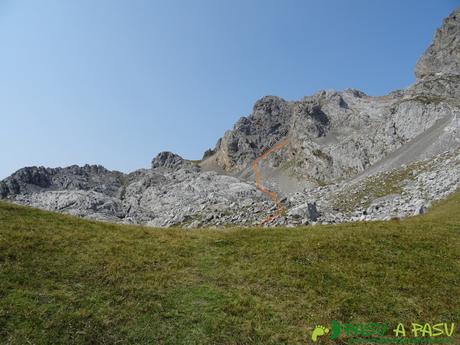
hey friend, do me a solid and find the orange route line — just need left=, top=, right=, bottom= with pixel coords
left=251, top=138, right=289, bottom=225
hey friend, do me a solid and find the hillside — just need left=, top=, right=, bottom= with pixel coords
left=0, top=191, right=459, bottom=344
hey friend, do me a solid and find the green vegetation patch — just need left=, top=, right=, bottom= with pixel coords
left=333, top=160, right=432, bottom=212
left=402, top=94, right=446, bottom=105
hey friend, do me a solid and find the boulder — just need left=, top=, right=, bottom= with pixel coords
left=287, top=202, right=320, bottom=222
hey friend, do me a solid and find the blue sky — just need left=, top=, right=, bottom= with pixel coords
left=0, top=0, right=458, bottom=178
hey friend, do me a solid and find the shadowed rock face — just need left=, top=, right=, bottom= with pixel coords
left=0, top=165, right=124, bottom=198
left=415, top=7, right=460, bottom=80
left=411, top=7, right=460, bottom=100
left=1, top=6, right=460, bottom=228
left=206, top=96, right=293, bottom=171
left=152, top=151, right=188, bottom=170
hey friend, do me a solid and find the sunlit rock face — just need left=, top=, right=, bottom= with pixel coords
left=1, top=6, right=460, bottom=227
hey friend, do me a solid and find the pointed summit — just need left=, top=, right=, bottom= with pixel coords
left=415, top=6, right=460, bottom=80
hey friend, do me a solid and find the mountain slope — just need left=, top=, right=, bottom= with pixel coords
left=1, top=6, right=459, bottom=227
left=204, top=6, right=460, bottom=182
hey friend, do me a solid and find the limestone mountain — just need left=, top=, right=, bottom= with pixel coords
left=1, top=6, right=459, bottom=227
left=203, top=7, right=460, bottom=186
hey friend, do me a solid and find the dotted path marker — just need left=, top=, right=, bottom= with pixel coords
left=251, top=138, right=289, bottom=225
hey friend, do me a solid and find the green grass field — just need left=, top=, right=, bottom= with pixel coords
left=0, top=191, right=459, bottom=344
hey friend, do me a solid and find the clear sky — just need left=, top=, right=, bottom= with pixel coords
left=0, top=0, right=458, bottom=178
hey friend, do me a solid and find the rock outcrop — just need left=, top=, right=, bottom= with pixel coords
left=0, top=165, right=124, bottom=199
left=152, top=151, right=196, bottom=171
left=415, top=7, right=460, bottom=80
left=204, top=96, right=292, bottom=172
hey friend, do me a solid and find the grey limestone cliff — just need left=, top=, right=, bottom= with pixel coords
left=2, top=6, right=460, bottom=227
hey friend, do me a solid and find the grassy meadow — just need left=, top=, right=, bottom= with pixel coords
left=0, top=191, right=459, bottom=344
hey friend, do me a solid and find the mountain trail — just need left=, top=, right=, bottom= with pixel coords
left=251, top=138, right=289, bottom=225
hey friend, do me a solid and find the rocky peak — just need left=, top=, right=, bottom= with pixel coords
left=250, top=96, right=292, bottom=135
left=9, top=166, right=53, bottom=189
left=201, top=96, right=293, bottom=171
left=252, top=96, right=288, bottom=120
left=0, top=165, right=123, bottom=199
left=415, top=6, right=460, bottom=80
left=152, top=151, right=187, bottom=170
